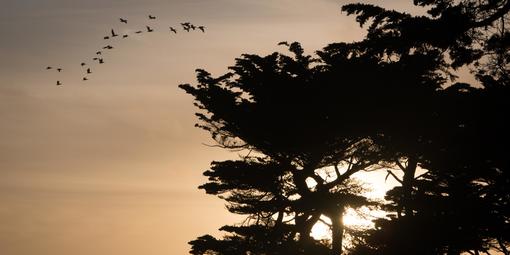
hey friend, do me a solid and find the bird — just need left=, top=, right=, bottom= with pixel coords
left=148, top=15, right=156, bottom=19
left=56, top=81, right=62, bottom=86
left=169, top=27, right=177, bottom=34
left=104, top=36, right=110, bottom=40
left=86, top=68, right=92, bottom=74
left=135, top=30, right=143, bottom=34
left=98, top=58, right=104, bottom=64
left=190, top=24, right=196, bottom=30
left=111, top=29, right=118, bottom=37
left=93, top=57, right=99, bottom=61
left=96, top=51, right=102, bottom=55
left=183, top=26, right=190, bottom=32
left=103, top=45, right=113, bottom=49
left=120, top=18, right=127, bottom=24
left=81, top=62, right=86, bottom=66
left=198, top=26, right=205, bottom=33
left=57, top=68, right=62, bottom=72
left=46, top=66, right=52, bottom=70
left=146, top=26, right=154, bottom=32
left=82, top=77, right=88, bottom=81
left=122, top=34, right=128, bottom=38
left=278, top=41, right=289, bottom=46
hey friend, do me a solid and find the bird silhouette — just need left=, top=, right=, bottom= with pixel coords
left=278, top=41, right=289, bottom=46
left=43, top=16, right=211, bottom=86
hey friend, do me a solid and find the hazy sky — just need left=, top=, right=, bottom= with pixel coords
left=0, top=1, right=456, bottom=254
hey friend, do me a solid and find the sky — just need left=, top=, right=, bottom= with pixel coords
left=0, top=1, right=470, bottom=254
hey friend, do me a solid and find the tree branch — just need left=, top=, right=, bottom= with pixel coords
left=473, top=0, right=510, bottom=28
left=385, top=170, right=403, bottom=184
left=395, top=159, right=406, bottom=171
left=498, top=238, right=510, bottom=255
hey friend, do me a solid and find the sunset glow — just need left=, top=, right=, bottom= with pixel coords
left=1, top=0, right=489, bottom=255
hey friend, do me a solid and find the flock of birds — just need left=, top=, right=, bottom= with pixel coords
left=45, top=15, right=206, bottom=86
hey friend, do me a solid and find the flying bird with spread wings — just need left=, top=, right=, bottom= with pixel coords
left=43, top=14, right=210, bottom=86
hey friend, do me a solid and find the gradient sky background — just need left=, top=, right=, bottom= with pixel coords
left=0, top=1, right=476, bottom=254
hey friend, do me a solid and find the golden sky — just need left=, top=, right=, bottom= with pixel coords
left=0, top=1, right=471, bottom=254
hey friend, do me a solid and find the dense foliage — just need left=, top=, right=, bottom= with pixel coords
left=180, top=0, right=509, bottom=254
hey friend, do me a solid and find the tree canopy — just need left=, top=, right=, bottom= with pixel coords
left=180, top=0, right=509, bottom=254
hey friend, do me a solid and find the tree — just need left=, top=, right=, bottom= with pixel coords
left=180, top=43, right=396, bottom=254
left=341, top=1, right=510, bottom=254
left=180, top=1, right=509, bottom=254
left=181, top=36, right=452, bottom=254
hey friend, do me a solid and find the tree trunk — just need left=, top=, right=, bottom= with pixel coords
left=331, top=214, right=344, bottom=255
left=402, top=157, right=417, bottom=216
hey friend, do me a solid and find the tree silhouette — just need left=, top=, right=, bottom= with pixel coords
left=180, top=0, right=509, bottom=254
left=180, top=43, right=394, bottom=254
left=341, top=0, right=510, bottom=254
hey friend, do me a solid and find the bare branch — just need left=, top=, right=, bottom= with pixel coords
left=386, top=170, right=403, bottom=184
